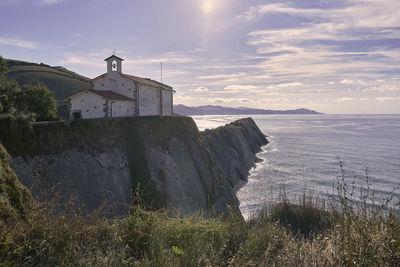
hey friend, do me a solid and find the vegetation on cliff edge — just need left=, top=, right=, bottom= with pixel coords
left=0, top=143, right=32, bottom=222
left=1, top=171, right=399, bottom=266
left=4, top=57, right=89, bottom=118
left=0, top=57, right=59, bottom=122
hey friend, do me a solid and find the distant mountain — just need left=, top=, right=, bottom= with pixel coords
left=5, top=59, right=90, bottom=118
left=173, top=104, right=322, bottom=116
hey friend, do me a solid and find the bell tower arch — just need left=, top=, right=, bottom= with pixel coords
left=105, top=55, right=124, bottom=74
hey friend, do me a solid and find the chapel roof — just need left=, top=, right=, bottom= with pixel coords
left=123, top=74, right=174, bottom=91
left=88, top=89, right=134, bottom=100
left=89, top=73, right=174, bottom=91
left=104, top=55, right=124, bottom=61
left=65, top=89, right=134, bottom=101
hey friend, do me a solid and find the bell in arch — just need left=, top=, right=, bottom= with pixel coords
left=105, top=55, right=124, bottom=74
left=112, top=60, right=117, bottom=71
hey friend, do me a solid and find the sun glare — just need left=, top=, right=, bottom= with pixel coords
left=202, top=0, right=214, bottom=13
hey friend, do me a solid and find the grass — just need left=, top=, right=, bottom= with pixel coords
left=1, top=169, right=399, bottom=266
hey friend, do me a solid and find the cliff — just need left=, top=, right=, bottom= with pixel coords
left=0, top=116, right=267, bottom=216
left=0, top=143, right=32, bottom=221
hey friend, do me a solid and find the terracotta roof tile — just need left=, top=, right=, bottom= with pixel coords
left=65, top=89, right=134, bottom=101
left=123, top=74, right=173, bottom=91
left=87, top=90, right=134, bottom=101
left=89, top=73, right=173, bottom=91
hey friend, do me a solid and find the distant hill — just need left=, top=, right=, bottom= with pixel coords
left=5, top=59, right=89, bottom=118
left=173, top=104, right=322, bottom=116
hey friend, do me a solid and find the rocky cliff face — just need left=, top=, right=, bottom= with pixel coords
left=2, top=116, right=267, bottom=216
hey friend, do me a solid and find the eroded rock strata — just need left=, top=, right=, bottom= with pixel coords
left=3, top=116, right=267, bottom=216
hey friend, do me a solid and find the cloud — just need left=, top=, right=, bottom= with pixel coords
left=376, top=97, right=396, bottom=101
left=237, top=3, right=332, bottom=21
left=340, top=79, right=366, bottom=85
left=224, top=84, right=257, bottom=90
left=58, top=54, right=104, bottom=67
left=131, top=56, right=194, bottom=64
left=209, top=97, right=252, bottom=103
left=198, top=72, right=246, bottom=80
left=37, top=0, right=65, bottom=5
left=267, top=82, right=303, bottom=89
left=0, top=36, right=38, bottom=49
left=241, top=1, right=400, bottom=30
left=193, top=86, right=209, bottom=92
left=337, top=97, right=356, bottom=102
left=364, top=85, right=400, bottom=92
left=174, top=95, right=197, bottom=102
left=124, top=50, right=199, bottom=66
left=241, top=0, right=400, bottom=90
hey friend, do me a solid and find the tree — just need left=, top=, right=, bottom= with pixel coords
left=0, top=78, right=19, bottom=115
left=20, top=84, right=58, bottom=121
left=0, top=56, right=8, bottom=77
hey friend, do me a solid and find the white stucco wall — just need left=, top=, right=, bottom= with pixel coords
left=70, top=92, right=106, bottom=119
left=138, top=85, right=161, bottom=116
left=162, top=90, right=173, bottom=115
left=88, top=67, right=174, bottom=117
left=92, top=73, right=137, bottom=100
left=110, top=100, right=135, bottom=118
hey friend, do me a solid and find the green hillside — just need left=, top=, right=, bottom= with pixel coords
left=5, top=59, right=90, bottom=118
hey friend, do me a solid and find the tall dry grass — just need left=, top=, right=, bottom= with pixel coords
left=1, top=163, right=399, bottom=266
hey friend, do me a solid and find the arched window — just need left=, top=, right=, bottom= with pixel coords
left=112, top=60, right=117, bottom=71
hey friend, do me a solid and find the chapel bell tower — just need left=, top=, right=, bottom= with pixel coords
left=105, top=54, right=123, bottom=74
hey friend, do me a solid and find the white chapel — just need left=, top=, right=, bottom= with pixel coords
left=66, top=55, right=174, bottom=120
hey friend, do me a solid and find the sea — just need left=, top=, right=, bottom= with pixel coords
left=192, top=114, right=400, bottom=219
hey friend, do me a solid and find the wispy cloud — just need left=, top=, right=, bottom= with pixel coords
left=58, top=54, right=104, bottom=68
left=376, top=97, right=397, bottom=101
left=0, top=36, right=38, bottom=49
left=237, top=3, right=332, bottom=21
left=240, top=1, right=400, bottom=30
left=198, top=72, right=246, bottom=80
left=241, top=0, right=400, bottom=90
left=193, top=86, right=209, bottom=92
left=337, top=97, right=356, bottom=102
left=37, top=0, right=65, bottom=5
left=224, top=84, right=257, bottom=90
left=267, top=82, right=303, bottom=89
left=364, top=84, right=400, bottom=92
left=340, top=79, right=366, bottom=85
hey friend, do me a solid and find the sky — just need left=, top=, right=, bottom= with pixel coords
left=1, top=0, right=400, bottom=114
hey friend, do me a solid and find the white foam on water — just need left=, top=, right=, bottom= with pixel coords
left=193, top=114, right=400, bottom=218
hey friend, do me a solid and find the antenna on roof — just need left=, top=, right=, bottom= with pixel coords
left=160, top=61, right=163, bottom=83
